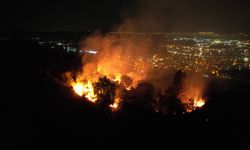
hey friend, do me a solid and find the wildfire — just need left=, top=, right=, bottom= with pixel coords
left=62, top=33, right=208, bottom=114
left=65, top=63, right=134, bottom=109
left=179, top=88, right=206, bottom=112
left=191, top=90, right=206, bottom=109
left=72, top=80, right=97, bottom=102
left=70, top=75, right=122, bottom=111
left=97, top=66, right=122, bottom=83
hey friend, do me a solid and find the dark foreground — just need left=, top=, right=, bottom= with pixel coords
left=2, top=39, right=249, bottom=149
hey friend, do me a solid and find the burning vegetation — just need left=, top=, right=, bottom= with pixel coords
left=59, top=0, right=208, bottom=114
left=63, top=33, right=206, bottom=114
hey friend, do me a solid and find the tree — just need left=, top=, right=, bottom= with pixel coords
left=158, top=70, right=187, bottom=115
left=165, top=70, right=186, bottom=97
left=159, top=95, right=186, bottom=115
left=93, top=76, right=116, bottom=107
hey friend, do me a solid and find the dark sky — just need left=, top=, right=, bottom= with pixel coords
left=1, top=0, right=250, bottom=32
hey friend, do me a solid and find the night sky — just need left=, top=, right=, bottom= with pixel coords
left=1, top=0, right=250, bottom=32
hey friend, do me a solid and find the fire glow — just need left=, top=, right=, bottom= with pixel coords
left=72, top=83, right=84, bottom=96
left=194, top=98, right=205, bottom=108
left=67, top=69, right=206, bottom=113
left=64, top=34, right=206, bottom=114
left=72, top=81, right=97, bottom=102
left=179, top=88, right=206, bottom=112
left=109, top=98, right=121, bottom=110
left=67, top=69, right=125, bottom=110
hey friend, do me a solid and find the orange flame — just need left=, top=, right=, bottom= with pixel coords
left=72, top=83, right=85, bottom=96
left=193, top=97, right=205, bottom=108
left=109, top=98, right=121, bottom=111
left=179, top=89, right=206, bottom=112
left=72, top=80, right=97, bottom=102
left=64, top=34, right=208, bottom=114
left=113, top=74, right=122, bottom=83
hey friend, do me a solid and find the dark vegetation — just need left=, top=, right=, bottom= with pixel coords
left=94, top=76, right=116, bottom=106
left=1, top=38, right=249, bottom=149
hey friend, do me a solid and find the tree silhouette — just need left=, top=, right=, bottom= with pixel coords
left=93, top=76, right=116, bottom=107
left=158, top=95, right=185, bottom=115
left=166, top=70, right=186, bottom=97
left=158, top=70, right=187, bottom=115
left=134, top=82, right=155, bottom=108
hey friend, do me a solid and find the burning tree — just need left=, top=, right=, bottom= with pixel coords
left=167, top=70, right=187, bottom=97
left=155, top=70, right=205, bottom=114
left=94, top=76, right=116, bottom=107
left=156, top=70, right=187, bottom=115
left=177, top=71, right=206, bottom=112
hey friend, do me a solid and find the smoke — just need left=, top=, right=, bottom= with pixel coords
left=116, top=0, right=170, bottom=32
left=78, top=0, right=175, bottom=85
left=63, top=0, right=208, bottom=114
left=80, top=32, right=152, bottom=86
left=178, top=72, right=207, bottom=106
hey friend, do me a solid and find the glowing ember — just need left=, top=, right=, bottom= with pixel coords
left=109, top=98, right=121, bottom=110
left=72, top=81, right=97, bottom=102
left=125, top=86, right=131, bottom=90
left=110, top=103, right=118, bottom=109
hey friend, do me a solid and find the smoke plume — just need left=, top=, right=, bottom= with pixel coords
left=64, top=0, right=207, bottom=114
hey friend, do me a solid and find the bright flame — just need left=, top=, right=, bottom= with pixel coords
left=179, top=88, right=206, bottom=112
left=191, top=91, right=205, bottom=109
left=194, top=98, right=205, bottom=108
left=72, top=80, right=97, bottom=102
left=113, top=74, right=122, bottom=83
left=83, top=81, right=97, bottom=102
left=72, top=83, right=85, bottom=96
